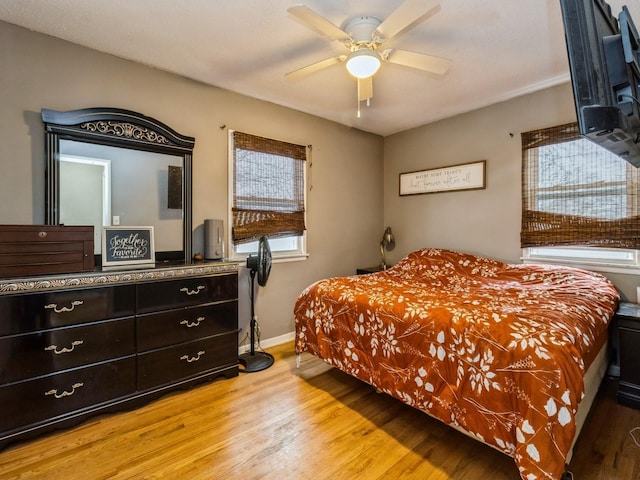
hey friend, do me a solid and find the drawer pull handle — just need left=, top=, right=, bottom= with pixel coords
left=45, top=382, right=84, bottom=399
left=180, top=351, right=205, bottom=363
left=180, top=286, right=205, bottom=296
left=44, top=300, right=84, bottom=313
left=45, top=340, right=84, bottom=354
left=180, top=317, right=205, bottom=328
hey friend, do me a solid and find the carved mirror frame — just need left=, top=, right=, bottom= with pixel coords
left=42, top=107, right=194, bottom=264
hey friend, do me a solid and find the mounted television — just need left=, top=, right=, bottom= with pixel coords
left=560, top=0, right=640, bottom=167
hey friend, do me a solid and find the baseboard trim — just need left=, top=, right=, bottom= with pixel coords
left=238, top=331, right=295, bottom=354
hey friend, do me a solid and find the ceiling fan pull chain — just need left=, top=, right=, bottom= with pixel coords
left=357, top=79, right=363, bottom=118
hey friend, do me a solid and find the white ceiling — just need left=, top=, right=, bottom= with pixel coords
left=1, top=0, right=638, bottom=136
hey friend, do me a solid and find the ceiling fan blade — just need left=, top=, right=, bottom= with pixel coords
left=385, top=49, right=451, bottom=75
left=376, top=0, right=441, bottom=40
left=287, top=5, right=351, bottom=42
left=285, top=56, right=345, bottom=81
left=358, top=76, right=373, bottom=102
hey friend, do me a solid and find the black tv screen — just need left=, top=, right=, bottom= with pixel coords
left=560, top=0, right=640, bottom=167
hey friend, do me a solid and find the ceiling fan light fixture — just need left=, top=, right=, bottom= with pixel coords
left=346, top=49, right=381, bottom=79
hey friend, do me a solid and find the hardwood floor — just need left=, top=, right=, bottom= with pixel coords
left=0, top=341, right=638, bottom=479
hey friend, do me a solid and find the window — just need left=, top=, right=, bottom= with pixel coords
left=229, top=130, right=307, bottom=260
left=521, top=123, right=640, bottom=270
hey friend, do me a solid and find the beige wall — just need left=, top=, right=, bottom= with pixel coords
left=0, top=21, right=384, bottom=341
left=383, top=83, right=640, bottom=301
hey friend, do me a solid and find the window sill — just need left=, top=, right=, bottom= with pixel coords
left=229, top=253, right=309, bottom=264
left=272, top=253, right=309, bottom=263
left=522, top=257, right=640, bottom=276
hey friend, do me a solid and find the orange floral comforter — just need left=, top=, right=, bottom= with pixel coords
left=294, top=248, right=619, bottom=480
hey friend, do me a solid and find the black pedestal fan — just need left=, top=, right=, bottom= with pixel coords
left=238, top=236, right=274, bottom=373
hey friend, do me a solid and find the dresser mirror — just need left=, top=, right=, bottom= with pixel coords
left=42, top=107, right=195, bottom=264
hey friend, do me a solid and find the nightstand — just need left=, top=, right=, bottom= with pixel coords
left=356, top=266, right=386, bottom=275
left=616, top=302, right=640, bottom=409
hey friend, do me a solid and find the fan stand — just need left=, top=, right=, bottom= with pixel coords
left=238, top=269, right=274, bottom=373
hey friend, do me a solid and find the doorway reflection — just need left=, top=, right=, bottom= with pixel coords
left=59, top=140, right=183, bottom=256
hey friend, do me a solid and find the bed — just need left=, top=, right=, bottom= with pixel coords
left=294, top=248, right=620, bottom=480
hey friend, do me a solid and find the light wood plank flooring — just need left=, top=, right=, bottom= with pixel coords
left=0, top=342, right=638, bottom=479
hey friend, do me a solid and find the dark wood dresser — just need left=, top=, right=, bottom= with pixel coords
left=616, top=301, right=640, bottom=409
left=0, top=261, right=239, bottom=449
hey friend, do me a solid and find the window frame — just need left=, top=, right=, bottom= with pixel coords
left=521, top=124, right=640, bottom=273
left=227, top=130, right=308, bottom=262
left=522, top=245, right=640, bottom=274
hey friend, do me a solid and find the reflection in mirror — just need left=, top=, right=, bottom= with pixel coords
left=59, top=141, right=183, bottom=256
left=43, top=107, right=195, bottom=265
left=59, top=152, right=111, bottom=254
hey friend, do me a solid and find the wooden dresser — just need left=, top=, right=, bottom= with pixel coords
left=615, top=301, right=640, bottom=409
left=0, top=261, right=239, bottom=449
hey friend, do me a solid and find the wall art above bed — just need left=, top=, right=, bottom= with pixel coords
left=399, top=160, right=486, bottom=196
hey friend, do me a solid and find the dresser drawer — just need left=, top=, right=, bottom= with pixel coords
left=0, top=357, right=135, bottom=434
left=136, top=274, right=237, bottom=313
left=0, top=285, right=136, bottom=335
left=137, top=333, right=238, bottom=390
left=0, top=318, right=135, bottom=384
left=137, top=301, right=237, bottom=352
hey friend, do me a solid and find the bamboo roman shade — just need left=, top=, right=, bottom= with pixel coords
left=232, top=131, right=306, bottom=244
left=521, top=122, right=640, bottom=249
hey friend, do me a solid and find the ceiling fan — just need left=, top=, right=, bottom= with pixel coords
left=285, top=0, right=452, bottom=116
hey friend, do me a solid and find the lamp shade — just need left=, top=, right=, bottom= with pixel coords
left=346, top=49, right=381, bottom=79
left=379, top=226, right=395, bottom=269
left=382, top=226, right=395, bottom=251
